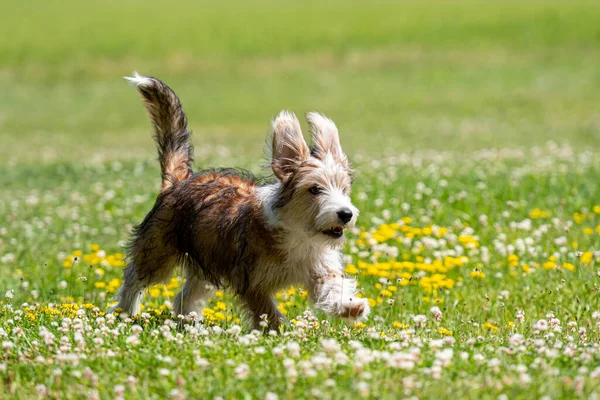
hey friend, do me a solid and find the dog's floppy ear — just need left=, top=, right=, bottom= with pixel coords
left=306, top=112, right=346, bottom=161
left=270, top=111, right=310, bottom=180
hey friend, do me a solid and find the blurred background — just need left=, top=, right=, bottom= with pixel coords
left=1, top=0, right=599, bottom=163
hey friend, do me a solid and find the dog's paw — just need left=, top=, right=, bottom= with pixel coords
left=339, top=297, right=370, bottom=321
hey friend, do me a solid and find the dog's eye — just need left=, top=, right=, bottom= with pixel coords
left=308, top=185, right=323, bottom=195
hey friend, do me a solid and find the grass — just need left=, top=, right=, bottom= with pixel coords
left=1, top=1, right=600, bottom=160
left=1, top=0, right=600, bottom=398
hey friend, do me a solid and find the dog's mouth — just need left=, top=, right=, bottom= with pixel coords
left=322, top=225, right=345, bottom=239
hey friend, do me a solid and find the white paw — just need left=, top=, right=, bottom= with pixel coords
left=340, top=297, right=370, bottom=321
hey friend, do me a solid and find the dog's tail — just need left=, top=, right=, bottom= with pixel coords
left=125, top=72, right=193, bottom=190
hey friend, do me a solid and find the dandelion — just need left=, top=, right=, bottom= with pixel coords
left=580, top=252, right=593, bottom=264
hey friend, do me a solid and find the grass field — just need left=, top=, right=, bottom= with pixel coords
left=2, top=1, right=600, bottom=398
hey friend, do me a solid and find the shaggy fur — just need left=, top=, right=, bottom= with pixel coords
left=111, top=73, right=370, bottom=330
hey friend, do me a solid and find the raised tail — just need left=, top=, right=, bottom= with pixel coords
left=125, top=72, right=193, bottom=190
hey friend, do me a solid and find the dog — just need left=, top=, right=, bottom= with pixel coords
left=111, top=73, right=370, bottom=330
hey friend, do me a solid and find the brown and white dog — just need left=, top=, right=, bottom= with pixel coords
left=111, top=73, right=370, bottom=330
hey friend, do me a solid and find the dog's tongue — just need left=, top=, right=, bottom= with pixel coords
left=333, top=226, right=344, bottom=234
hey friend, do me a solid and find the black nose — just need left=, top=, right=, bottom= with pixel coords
left=337, top=208, right=353, bottom=224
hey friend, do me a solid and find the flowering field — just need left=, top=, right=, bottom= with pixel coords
left=1, top=144, right=599, bottom=399
left=2, top=0, right=600, bottom=398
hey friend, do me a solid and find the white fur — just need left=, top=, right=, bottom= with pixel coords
left=124, top=71, right=154, bottom=87
left=310, top=250, right=370, bottom=321
left=255, top=183, right=281, bottom=228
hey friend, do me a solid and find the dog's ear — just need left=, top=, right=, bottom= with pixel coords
left=306, top=112, right=346, bottom=162
left=270, top=111, right=310, bottom=180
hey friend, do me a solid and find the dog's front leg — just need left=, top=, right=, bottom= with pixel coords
left=307, top=253, right=370, bottom=322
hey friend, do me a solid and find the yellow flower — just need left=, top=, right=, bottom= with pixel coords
left=573, top=212, right=585, bottom=224
left=529, top=208, right=550, bottom=219
left=107, top=278, right=122, bottom=293
left=345, top=264, right=358, bottom=275
left=215, top=302, right=227, bottom=311
left=584, top=228, right=594, bottom=235
left=354, top=322, right=366, bottom=330
left=215, top=291, right=224, bottom=298
left=483, top=322, right=499, bottom=332
left=562, top=263, right=575, bottom=271
left=148, top=287, right=160, bottom=298
left=580, top=252, right=593, bottom=264
left=543, top=261, right=557, bottom=270
left=594, top=205, right=600, bottom=214
left=94, top=282, right=106, bottom=289
left=507, top=321, right=515, bottom=328
left=458, top=235, right=479, bottom=248
left=438, top=327, right=453, bottom=336
left=392, top=321, right=408, bottom=329
left=470, top=270, right=485, bottom=279
left=214, top=312, right=226, bottom=321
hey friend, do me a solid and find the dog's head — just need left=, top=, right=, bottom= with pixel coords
left=268, top=111, right=358, bottom=245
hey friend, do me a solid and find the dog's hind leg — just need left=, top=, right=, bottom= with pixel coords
left=240, top=290, right=284, bottom=331
left=112, top=254, right=177, bottom=316
left=111, top=214, right=179, bottom=316
left=172, top=275, right=216, bottom=321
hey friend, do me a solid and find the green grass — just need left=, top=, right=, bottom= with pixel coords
left=2, top=1, right=600, bottom=399
left=1, top=0, right=600, bottom=161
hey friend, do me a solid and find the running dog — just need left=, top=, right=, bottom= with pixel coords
left=111, top=73, right=370, bottom=330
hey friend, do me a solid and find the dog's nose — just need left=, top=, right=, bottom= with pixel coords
left=337, top=208, right=353, bottom=224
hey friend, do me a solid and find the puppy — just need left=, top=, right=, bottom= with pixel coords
left=111, top=73, right=370, bottom=330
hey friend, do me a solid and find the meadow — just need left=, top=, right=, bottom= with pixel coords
left=1, top=1, right=600, bottom=398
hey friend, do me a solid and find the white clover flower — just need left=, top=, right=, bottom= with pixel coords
left=265, top=392, right=278, bottom=400
left=321, top=338, right=340, bottom=354
left=412, top=314, right=428, bottom=328
left=234, top=363, right=250, bottom=380
left=430, top=306, right=442, bottom=321
left=357, top=381, right=370, bottom=398
left=534, top=319, right=549, bottom=332
left=35, top=384, right=48, bottom=397
left=125, top=335, right=140, bottom=347
left=287, top=342, right=301, bottom=358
